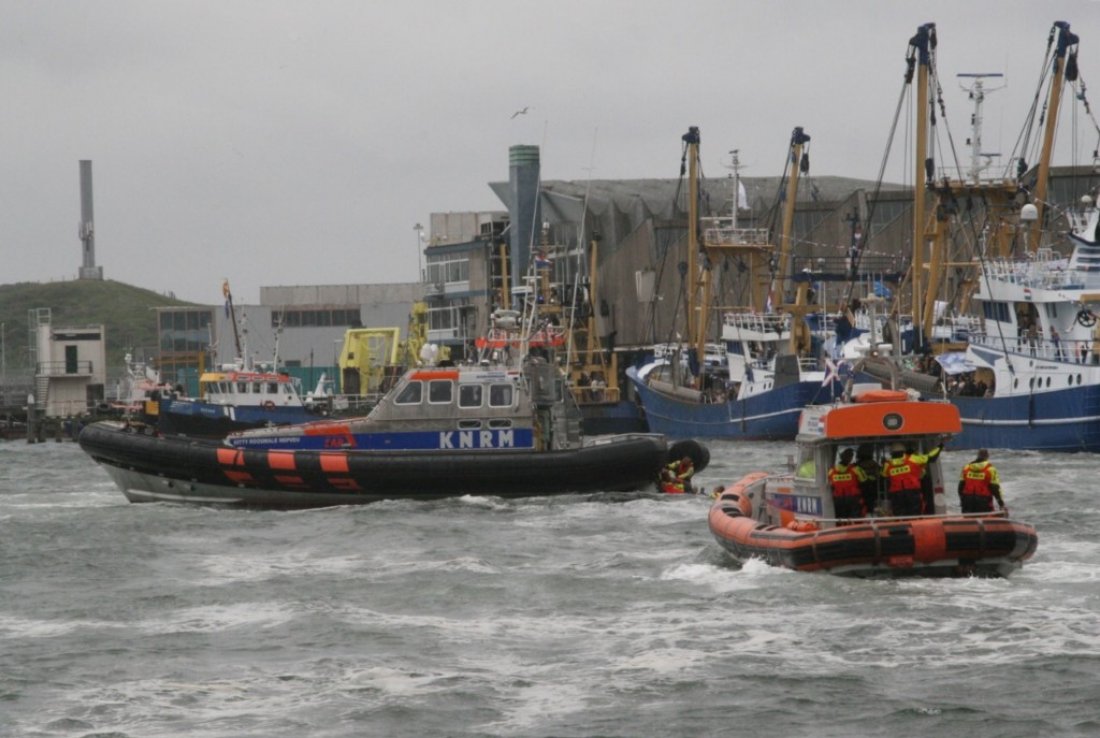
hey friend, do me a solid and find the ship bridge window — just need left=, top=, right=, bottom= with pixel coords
left=266, top=382, right=279, bottom=394
left=489, top=383, right=513, bottom=407
left=979, top=301, right=1011, bottom=322
left=394, top=381, right=422, bottom=405
left=429, top=379, right=453, bottom=404
left=459, top=384, right=483, bottom=408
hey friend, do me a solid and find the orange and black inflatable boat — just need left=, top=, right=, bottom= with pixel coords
left=707, top=390, right=1038, bottom=577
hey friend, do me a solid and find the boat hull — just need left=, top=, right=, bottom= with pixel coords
left=79, top=421, right=670, bottom=508
left=708, top=475, right=1038, bottom=577
left=627, top=368, right=841, bottom=440
left=945, top=387, right=1100, bottom=452
left=579, top=400, right=648, bottom=435
left=155, top=398, right=321, bottom=439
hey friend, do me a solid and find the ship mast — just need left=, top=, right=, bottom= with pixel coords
left=1029, top=21, right=1080, bottom=252
left=681, top=126, right=719, bottom=387
left=774, top=127, right=811, bottom=355
left=909, top=23, right=935, bottom=345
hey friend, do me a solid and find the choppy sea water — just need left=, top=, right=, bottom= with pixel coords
left=1, top=439, right=1098, bottom=738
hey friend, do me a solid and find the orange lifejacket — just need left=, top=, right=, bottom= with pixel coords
left=827, top=464, right=861, bottom=498
left=883, top=454, right=923, bottom=492
left=961, top=461, right=995, bottom=497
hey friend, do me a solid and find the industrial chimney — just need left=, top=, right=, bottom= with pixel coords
left=78, top=160, right=103, bottom=280
left=507, top=145, right=541, bottom=294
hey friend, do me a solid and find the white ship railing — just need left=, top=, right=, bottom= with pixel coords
left=701, top=217, right=772, bottom=248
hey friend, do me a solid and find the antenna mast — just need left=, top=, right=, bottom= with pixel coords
left=957, top=73, right=1006, bottom=184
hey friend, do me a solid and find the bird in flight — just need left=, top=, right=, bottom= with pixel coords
left=511, top=106, right=531, bottom=119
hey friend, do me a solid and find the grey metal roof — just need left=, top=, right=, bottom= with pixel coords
left=489, top=175, right=908, bottom=227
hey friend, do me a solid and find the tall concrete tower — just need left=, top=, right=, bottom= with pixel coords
left=508, top=145, right=541, bottom=294
left=78, top=160, right=103, bottom=280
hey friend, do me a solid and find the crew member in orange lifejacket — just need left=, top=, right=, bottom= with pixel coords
left=827, top=447, right=867, bottom=519
left=660, top=456, right=695, bottom=494
left=957, top=448, right=1005, bottom=513
left=882, top=440, right=943, bottom=516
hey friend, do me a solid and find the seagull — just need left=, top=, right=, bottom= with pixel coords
left=510, top=106, right=530, bottom=119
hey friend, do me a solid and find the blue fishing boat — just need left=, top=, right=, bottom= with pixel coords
left=627, top=126, right=845, bottom=440
left=150, top=280, right=329, bottom=438
left=855, top=22, right=1100, bottom=451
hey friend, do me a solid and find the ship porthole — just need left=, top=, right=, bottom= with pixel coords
left=882, top=413, right=904, bottom=431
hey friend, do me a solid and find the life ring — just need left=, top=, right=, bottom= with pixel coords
left=667, top=439, right=710, bottom=473
left=1076, top=309, right=1097, bottom=328
left=262, top=400, right=276, bottom=410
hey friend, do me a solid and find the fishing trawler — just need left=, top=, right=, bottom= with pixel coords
left=79, top=289, right=693, bottom=508
left=150, top=281, right=324, bottom=438
left=850, top=22, right=1100, bottom=451
left=628, top=126, right=845, bottom=440
left=932, top=22, right=1100, bottom=451
left=708, top=382, right=1038, bottom=577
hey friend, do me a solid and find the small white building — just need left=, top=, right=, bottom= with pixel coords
left=34, top=321, right=107, bottom=417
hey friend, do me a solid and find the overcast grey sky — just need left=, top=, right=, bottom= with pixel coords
left=3, top=0, right=1098, bottom=304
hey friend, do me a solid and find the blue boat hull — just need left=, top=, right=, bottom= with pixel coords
left=627, top=368, right=842, bottom=440
left=945, top=386, right=1100, bottom=452
left=156, top=399, right=321, bottom=438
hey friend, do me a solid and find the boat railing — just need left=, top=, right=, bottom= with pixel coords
left=969, top=332, right=1088, bottom=363
left=722, top=311, right=788, bottom=335
left=701, top=219, right=773, bottom=249
left=981, top=251, right=1078, bottom=289
left=797, top=356, right=820, bottom=372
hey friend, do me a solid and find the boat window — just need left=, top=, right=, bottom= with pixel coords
left=458, top=419, right=481, bottom=430
left=1078, top=374, right=1083, bottom=384
left=237, top=382, right=249, bottom=393
left=394, top=381, right=422, bottom=405
left=489, top=383, right=513, bottom=407
left=428, top=379, right=453, bottom=404
left=251, top=382, right=262, bottom=393
left=459, top=384, right=483, bottom=408
left=795, top=450, right=817, bottom=480
left=488, top=419, right=512, bottom=429
left=267, top=382, right=279, bottom=394
left=1046, top=377, right=1051, bottom=387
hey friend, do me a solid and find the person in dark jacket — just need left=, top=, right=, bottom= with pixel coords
left=855, top=443, right=881, bottom=514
